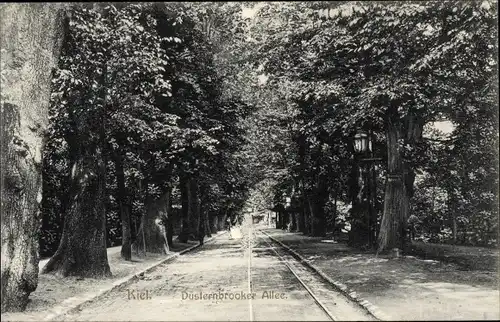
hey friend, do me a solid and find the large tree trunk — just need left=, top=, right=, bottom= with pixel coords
left=1, top=3, right=67, bottom=311
left=132, top=189, right=170, bottom=255
left=377, top=115, right=409, bottom=253
left=42, top=142, right=111, bottom=277
left=378, top=109, right=423, bottom=253
left=113, top=151, right=131, bottom=260
left=43, top=64, right=111, bottom=275
left=43, top=40, right=110, bottom=277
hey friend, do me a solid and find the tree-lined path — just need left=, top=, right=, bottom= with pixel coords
left=1, top=2, right=498, bottom=320
left=58, top=227, right=375, bottom=321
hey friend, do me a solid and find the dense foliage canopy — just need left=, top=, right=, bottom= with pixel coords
left=40, top=1, right=498, bottom=259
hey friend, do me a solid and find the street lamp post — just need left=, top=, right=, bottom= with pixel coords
left=353, top=129, right=381, bottom=248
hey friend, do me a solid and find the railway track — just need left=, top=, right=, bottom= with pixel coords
left=248, top=228, right=376, bottom=321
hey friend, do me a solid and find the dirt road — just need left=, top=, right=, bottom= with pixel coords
left=60, top=230, right=370, bottom=321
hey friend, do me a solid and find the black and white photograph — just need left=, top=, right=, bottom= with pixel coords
left=1, top=1, right=498, bottom=321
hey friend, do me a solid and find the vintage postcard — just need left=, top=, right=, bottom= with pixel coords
left=1, top=1, right=498, bottom=321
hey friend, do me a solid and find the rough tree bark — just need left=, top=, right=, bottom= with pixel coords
left=378, top=108, right=423, bottom=253
left=113, top=151, right=131, bottom=260
left=42, top=120, right=111, bottom=277
left=1, top=3, right=67, bottom=311
left=377, top=113, right=409, bottom=253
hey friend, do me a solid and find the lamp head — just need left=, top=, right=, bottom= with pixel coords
left=354, top=130, right=371, bottom=153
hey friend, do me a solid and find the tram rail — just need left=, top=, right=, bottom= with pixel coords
left=249, top=229, right=376, bottom=321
